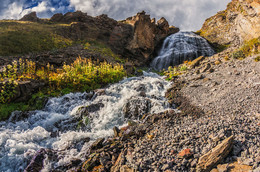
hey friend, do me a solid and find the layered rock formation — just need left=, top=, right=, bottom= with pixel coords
left=198, top=0, right=260, bottom=46
left=109, top=11, right=179, bottom=62
left=19, top=11, right=41, bottom=22
left=18, top=11, right=179, bottom=65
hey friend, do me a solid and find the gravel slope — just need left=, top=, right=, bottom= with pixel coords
left=126, top=54, right=260, bottom=172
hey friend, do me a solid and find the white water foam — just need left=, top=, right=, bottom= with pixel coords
left=0, top=72, right=172, bottom=171
left=151, top=31, right=215, bottom=70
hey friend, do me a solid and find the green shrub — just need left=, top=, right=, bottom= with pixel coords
left=254, top=56, right=260, bottom=62
left=231, top=50, right=246, bottom=59
left=0, top=57, right=126, bottom=120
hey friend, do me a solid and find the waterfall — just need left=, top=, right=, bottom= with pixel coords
left=151, top=31, right=215, bottom=71
left=0, top=72, right=172, bottom=171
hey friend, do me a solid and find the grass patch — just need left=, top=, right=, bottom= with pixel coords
left=0, top=57, right=126, bottom=119
left=0, top=102, right=30, bottom=120
left=254, top=56, right=260, bottom=62
left=83, top=40, right=127, bottom=63
left=0, top=20, right=73, bottom=56
left=164, top=62, right=189, bottom=80
left=231, top=37, right=260, bottom=59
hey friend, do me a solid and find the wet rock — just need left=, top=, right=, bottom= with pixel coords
left=90, top=138, right=105, bottom=151
left=196, top=136, right=234, bottom=172
left=123, top=97, right=151, bottom=119
left=76, top=103, right=104, bottom=116
left=82, top=153, right=100, bottom=171
left=111, top=151, right=126, bottom=172
left=8, top=111, right=30, bottom=123
left=24, top=148, right=47, bottom=172
left=114, top=126, right=120, bottom=137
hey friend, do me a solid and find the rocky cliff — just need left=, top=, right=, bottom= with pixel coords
left=18, top=11, right=179, bottom=65
left=109, top=11, right=179, bottom=62
left=198, top=0, right=260, bottom=47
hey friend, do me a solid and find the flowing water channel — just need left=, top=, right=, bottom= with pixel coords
left=0, top=72, right=172, bottom=171
left=0, top=31, right=215, bottom=171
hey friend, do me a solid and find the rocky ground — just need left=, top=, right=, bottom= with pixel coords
left=123, top=53, right=260, bottom=172
left=52, top=51, right=259, bottom=172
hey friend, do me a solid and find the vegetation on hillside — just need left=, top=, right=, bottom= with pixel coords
left=0, top=57, right=126, bottom=120
left=231, top=37, right=260, bottom=59
left=164, top=61, right=190, bottom=80
left=0, top=20, right=73, bottom=56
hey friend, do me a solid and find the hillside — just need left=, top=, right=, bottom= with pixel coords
left=197, top=0, right=260, bottom=47
left=0, top=0, right=259, bottom=172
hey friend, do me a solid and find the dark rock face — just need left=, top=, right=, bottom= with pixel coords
left=15, top=11, right=179, bottom=66
left=123, top=96, right=151, bottom=119
left=0, top=80, right=46, bottom=103
left=109, top=11, right=179, bottom=64
left=19, top=12, right=40, bottom=22
left=48, top=10, right=179, bottom=65
left=24, top=149, right=47, bottom=172
left=199, top=0, right=260, bottom=46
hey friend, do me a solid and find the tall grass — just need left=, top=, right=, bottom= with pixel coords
left=0, top=57, right=126, bottom=104
left=0, top=20, right=72, bottom=56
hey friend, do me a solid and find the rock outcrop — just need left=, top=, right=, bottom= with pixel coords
left=19, top=12, right=41, bottom=22
left=18, top=11, right=179, bottom=65
left=198, top=0, right=260, bottom=46
left=196, top=136, right=234, bottom=172
left=109, top=11, right=179, bottom=63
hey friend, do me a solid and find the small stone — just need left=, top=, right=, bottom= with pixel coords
left=217, top=164, right=229, bottom=172
left=242, top=158, right=254, bottom=166
left=178, top=148, right=193, bottom=158
left=113, top=126, right=120, bottom=137
left=191, top=159, right=197, bottom=167
left=161, top=164, right=169, bottom=170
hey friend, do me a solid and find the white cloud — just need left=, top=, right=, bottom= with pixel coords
left=20, top=1, right=48, bottom=17
left=1, top=1, right=24, bottom=19
left=0, top=0, right=231, bottom=31
left=69, top=0, right=231, bottom=31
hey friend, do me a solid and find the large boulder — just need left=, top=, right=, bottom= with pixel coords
left=123, top=96, right=151, bottom=119
left=198, top=0, right=260, bottom=47
left=109, top=11, right=179, bottom=64
left=19, top=12, right=40, bottom=22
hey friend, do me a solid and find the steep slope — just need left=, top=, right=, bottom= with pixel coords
left=198, top=0, right=260, bottom=47
left=0, top=11, right=179, bottom=65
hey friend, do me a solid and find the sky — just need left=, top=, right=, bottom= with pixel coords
left=0, top=0, right=231, bottom=31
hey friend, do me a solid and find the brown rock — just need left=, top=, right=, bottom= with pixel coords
left=120, top=165, right=136, bottom=172
left=90, top=138, right=105, bottom=151
left=109, top=11, right=179, bottom=64
left=178, top=148, right=193, bottom=158
left=110, top=151, right=126, bottom=172
left=190, top=56, right=205, bottom=68
left=19, top=12, right=40, bottom=22
left=199, top=0, right=260, bottom=46
left=196, top=135, right=234, bottom=172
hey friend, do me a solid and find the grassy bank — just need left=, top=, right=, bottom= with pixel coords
left=0, top=20, right=73, bottom=56
left=0, top=57, right=126, bottom=120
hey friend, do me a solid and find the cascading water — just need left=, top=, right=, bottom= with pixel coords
left=151, top=31, right=215, bottom=71
left=0, top=72, right=172, bottom=171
